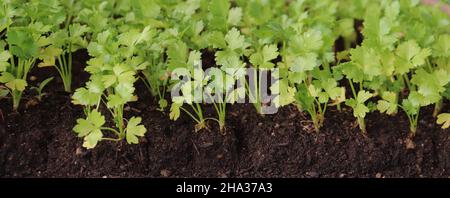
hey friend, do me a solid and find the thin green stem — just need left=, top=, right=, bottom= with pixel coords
left=180, top=106, right=202, bottom=124
left=188, top=103, right=201, bottom=120
left=348, top=79, right=357, bottom=98
left=403, top=74, right=412, bottom=91
left=12, top=90, right=22, bottom=111
left=195, top=102, right=204, bottom=121
left=204, top=117, right=221, bottom=123
left=433, top=99, right=443, bottom=117
left=425, top=58, right=434, bottom=72
left=100, top=127, right=121, bottom=136
left=101, top=138, right=121, bottom=142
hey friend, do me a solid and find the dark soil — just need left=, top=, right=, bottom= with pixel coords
left=0, top=51, right=449, bottom=178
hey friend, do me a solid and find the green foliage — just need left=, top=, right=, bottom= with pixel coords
left=72, top=27, right=149, bottom=148
left=1, top=0, right=449, bottom=149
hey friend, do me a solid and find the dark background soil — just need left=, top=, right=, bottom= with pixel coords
left=0, top=50, right=449, bottom=178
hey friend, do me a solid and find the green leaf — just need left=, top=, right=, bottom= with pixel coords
left=38, top=45, right=63, bottom=67
left=0, top=72, right=15, bottom=83
left=347, top=91, right=373, bottom=118
left=38, top=77, right=54, bottom=92
left=308, top=84, right=320, bottom=98
left=7, top=28, right=39, bottom=59
left=356, top=90, right=373, bottom=103
left=350, top=46, right=381, bottom=79
left=167, top=41, right=188, bottom=71
left=432, top=35, right=450, bottom=58
left=250, top=44, right=279, bottom=69
left=73, top=110, right=105, bottom=149
left=114, top=82, right=135, bottom=103
left=0, top=50, right=11, bottom=71
left=295, top=85, right=315, bottom=111
left=215, top=50, right=241, bottom=69
left=69, top=23, right=90, bottom=38
left=207, top=31, right=226, bottom=49
left=339, top=62, right=364, bottom=82
left=82, top=129, right=103, bottom=149
left=209, top=0, right=230, bottom=31
left=401, top=98, right=419, bottom=116
left=227, top=7, right=242, bottom=26
left=72, top=87, right=101, bottom=106
left=118, top=27, right=152, bottom=47
left=132, top=0, right=161, bottom=19
left=187, top=50, right=202, bottom=69
left=289, top=53, right=319, bottom=72
left=443, top=85, right=450, bottom=100
left=362, top=7, right=398, bottom=50
left=225, top=28, right=249, bottom=52
left=377, top=91, right=398, bottom=115
left=87, top=76, right=106, bottom=94
left=158, top=99, right=168, bottom=109
left=411, top=69, right=449, bottom=105
left=271, top=79, right=296, bottom=108
left=345, top=98, right=357, bottom=109
left=107, top=94, right=125, bottom=108
left=394, top=40, right=431, bottom=74
left=169, top=102, right=181, bottom=121
left=320, top=79, right=342, bottom=100
left=0, top=87, right=9, bottom=97
left=6, top=79, right=27, bottom=91
left=354, top=103, right=370, bottom=118
left=290, top=29, right=324, bottom=54
left=437, top=113, right=450, bottom=129
left=126, top=117, right=147, bottom=144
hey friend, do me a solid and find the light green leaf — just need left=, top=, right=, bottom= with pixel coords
left=0, top=72, right=15, bottom=83
left=354, top=103, right=370, bottom=118
left=82, top=129, right=103, bottom=149
left=6, top=79, right=27, bottom=91
left=209, top=0, right=230, bottom=31
left=377, top=91, right=398, bottom=115
left=38, top=46, right=63, bottom=67
left=225, top=28, right=249, bottom=52
left=356, top=90, right=373, bottom=103
left=72, top=87, right=101, bottom=106
left=7, top=28, right=39, bottom=59
left=107, top=94, right=125, bottom=108
left=290, top=53, right=318, bottom=72
left=227, top=7, right=242, bottom=26
left=0, top=50, right=11, bottom=71
left=250, top=44, right=279, bottom=69
left=73, top=110, right=105, bottom=149
left=437, top=113, right=450, bottom=129
left=126, top=117, right=147, bottom=144
left=169, top=103, right=181, bottom=121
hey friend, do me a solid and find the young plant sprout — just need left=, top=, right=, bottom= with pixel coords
left=31, top=77, right=54, bottom=101
left=0, top=0, right=448, bottom=151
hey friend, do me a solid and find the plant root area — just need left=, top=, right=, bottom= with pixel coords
left=0, top=52, right=449, bottom=178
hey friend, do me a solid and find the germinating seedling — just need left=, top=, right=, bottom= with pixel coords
left=31, top=77, right=54, bottom=101
left=0, top=28, right=39, bottom=111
